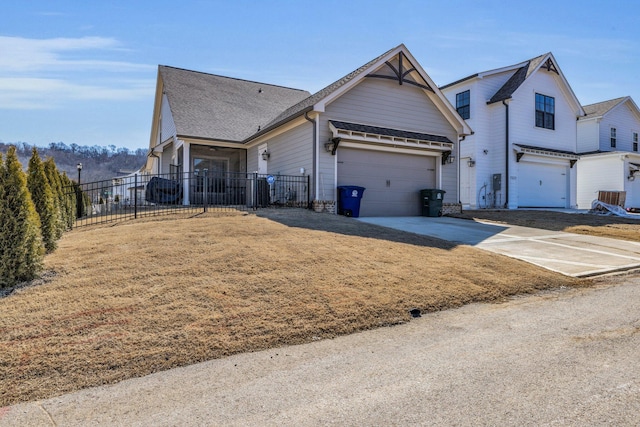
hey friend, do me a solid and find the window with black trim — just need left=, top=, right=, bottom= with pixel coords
left=456, top=90, right=470, bottom=120
left=535, top=93, right=554, bottom=129
left=633, top=132, right=638, bottom=152
left=610, top=128, right=617, bottom=148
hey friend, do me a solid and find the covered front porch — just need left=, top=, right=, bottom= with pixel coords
left=151, top=140, right=308, bottom=208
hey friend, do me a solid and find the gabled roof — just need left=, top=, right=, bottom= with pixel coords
left=263, top=46, right=399, bottom=130
left=441, top=52, right=584, bottom=115
left=158, top=66, right=310, bottom=142
left=153, top=44, right=471, bottom=148
left=487, top=53, right=549, bottom=104
left=257, top=44, right=471, bottom=138
left=580, top=96, right=640, bottom=121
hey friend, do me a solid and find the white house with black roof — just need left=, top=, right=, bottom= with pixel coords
left=576, top=96, right=640, bottom=208
left=144, top=44, right=471, bottom=216
left=441, top=52, right=584, bottom=209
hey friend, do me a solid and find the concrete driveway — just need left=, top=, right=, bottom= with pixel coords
left=357, top=216, right=640, bottom=277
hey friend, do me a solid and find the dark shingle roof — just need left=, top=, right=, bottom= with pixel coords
left=330, top=120, right=452, bottom=143
left=159, top=66, right=310, bottom=142
left=580, top=97, right=628, bottom=120
left=488, top=53, right=549, bottom=104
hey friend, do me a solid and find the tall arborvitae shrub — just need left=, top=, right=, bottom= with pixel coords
left=43, top=157, right=66, bottom=237
left=0, top=147, right=44, bottom=288
left=27, top=148, right=59, bottom=253
left=60, top=173, right=76, bottom=229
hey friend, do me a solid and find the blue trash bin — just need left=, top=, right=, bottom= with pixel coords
left=337, top=186, right=366, bottom=217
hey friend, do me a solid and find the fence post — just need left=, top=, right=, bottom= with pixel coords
left=75, top=184, right=82, bottom=225
left=253, top=172, right=258, bottom=210
left=134, top=174, right=138, bottom=219
left=203, top=169, right=208, bottom=213
left=307, top=174, right=311, bottom=209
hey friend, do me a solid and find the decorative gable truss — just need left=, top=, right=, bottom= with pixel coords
left=366, top=51, right=434, bottom=92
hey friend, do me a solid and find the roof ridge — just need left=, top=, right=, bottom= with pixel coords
left=582, top=96, right=628, bottom=109
left=158, top=65, right=308, bottom=93
left=251, top=44, right=403, bottom=137
left=440, top=53, right=548, bottom=90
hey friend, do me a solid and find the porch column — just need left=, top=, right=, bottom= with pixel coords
left=183, top=141, right=190, bottom=205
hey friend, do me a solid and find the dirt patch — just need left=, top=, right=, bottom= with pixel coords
left=0, top=210, right=585, bottom=406
left=452, top=210, right=640, bottom=242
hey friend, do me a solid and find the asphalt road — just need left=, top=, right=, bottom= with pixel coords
left=3, top=273, right=639, bottom=426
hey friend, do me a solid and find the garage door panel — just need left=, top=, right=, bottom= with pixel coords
left=518, top=162, right=567, bottom=208
left=337, top=148, right=436, bottom=216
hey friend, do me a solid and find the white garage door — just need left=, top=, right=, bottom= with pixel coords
left=337, top=148, right=437, bottom=216
left=518, top=162, right=568, bottom=208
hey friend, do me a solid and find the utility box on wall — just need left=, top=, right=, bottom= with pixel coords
left=492, top=174, right=502, bottom=192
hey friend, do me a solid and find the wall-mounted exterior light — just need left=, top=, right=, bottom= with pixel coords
left=325, top=137, right=341, bottom=155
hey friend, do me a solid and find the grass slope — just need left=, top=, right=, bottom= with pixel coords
left=1, top=211, right=583, bottom=406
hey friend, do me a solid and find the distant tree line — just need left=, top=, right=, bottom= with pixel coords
left=4, top=141, right=147, bottom=159
left=1, top=146, right=79, bottom=289
left=0, top=142, right=148, bottom=184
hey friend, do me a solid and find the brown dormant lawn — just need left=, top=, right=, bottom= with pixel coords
left=452, top=209, right=640, bottom=242
left=1, top=210, right=585, bottom=406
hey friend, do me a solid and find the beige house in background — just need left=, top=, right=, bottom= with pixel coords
left=143, top=44, right=471, bottom=216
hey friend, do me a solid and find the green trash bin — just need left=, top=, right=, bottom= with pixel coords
left=420, top=189, right=446, bottom=217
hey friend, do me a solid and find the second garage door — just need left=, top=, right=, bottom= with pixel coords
left=518, top=161, right=568, bottom=208
left=337, top=148, right=437, bottom=216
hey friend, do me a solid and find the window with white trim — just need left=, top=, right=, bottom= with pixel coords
left=633, top=132, right=638, bottom=152
left=610, top=128, right=617, bottom=148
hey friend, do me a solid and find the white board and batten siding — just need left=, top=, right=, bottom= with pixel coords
left=576, top=154, right=623, bottom=208
left=442, top=69, right=526, bottom=208
left=320, top=78, right=459, bottom=206
left=577, top=119, right=599, bottom=153
left=508, top=71, right=578, bottom=153
left=577, top=153, right=640, bottom=209
left=506, top=71, right=578, bottom=208
left=598, top=103, right=640, bottom=152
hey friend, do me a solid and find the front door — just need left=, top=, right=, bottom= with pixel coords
left=192, top=157, right=228, bottom=204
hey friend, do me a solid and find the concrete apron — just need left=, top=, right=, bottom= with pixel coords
left=357, top=216, right=640, bottom=277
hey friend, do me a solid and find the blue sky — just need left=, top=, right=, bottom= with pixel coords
left=2, top=0, right=639, bottom=150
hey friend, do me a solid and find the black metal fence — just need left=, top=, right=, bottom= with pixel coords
left=66, top=171, right=310, bottom=228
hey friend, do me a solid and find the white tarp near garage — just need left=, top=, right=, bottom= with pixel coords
left=337, top=147, right=437, bottom=216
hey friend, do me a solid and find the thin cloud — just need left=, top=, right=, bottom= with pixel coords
left=0, top=77, right=154, bottom=110
left=0, top=36, right=152, bottom=73
left=0, top=36, right=155, bottom=110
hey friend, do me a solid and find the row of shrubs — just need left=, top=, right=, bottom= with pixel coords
left=1, top=146, right=79, bottom=289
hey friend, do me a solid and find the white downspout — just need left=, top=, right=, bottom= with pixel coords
left=315, top=115, right=320, bottom=202
left=183, top=141, right=190, bottom=205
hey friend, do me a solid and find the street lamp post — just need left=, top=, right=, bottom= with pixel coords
left=76, top=163, right=83, bottom=219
